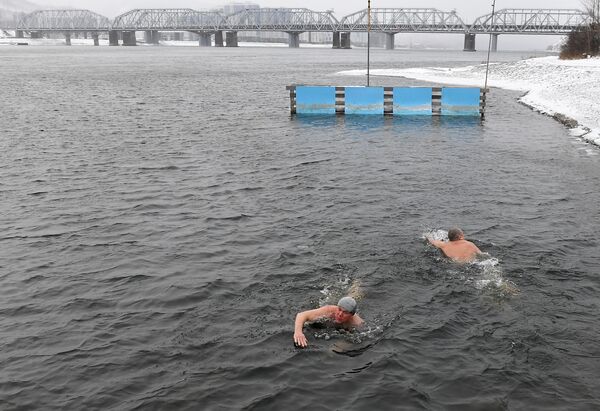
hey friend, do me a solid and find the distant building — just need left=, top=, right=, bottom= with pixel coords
left=223, top=3, right=260, bottom=15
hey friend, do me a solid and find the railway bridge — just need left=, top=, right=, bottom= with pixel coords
left=12, top=7, right=591, bottom=51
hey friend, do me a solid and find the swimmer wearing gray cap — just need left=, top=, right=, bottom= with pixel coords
left=293, top=297, right=364, bottom=348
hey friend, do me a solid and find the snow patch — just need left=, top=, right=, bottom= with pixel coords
left=338, top=56, right=600, bottom=147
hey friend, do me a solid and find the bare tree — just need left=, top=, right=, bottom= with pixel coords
left=561, top=1, right=600, bottom=58
left=582, top=0, right=600, bottom=23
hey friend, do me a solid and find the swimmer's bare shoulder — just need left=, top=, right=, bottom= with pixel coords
left=349, top=313, right=364, bottom=328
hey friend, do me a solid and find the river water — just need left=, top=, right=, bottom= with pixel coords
left=1, top=46, right=599, bottom=410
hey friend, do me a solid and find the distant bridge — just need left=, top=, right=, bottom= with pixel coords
left=12, top=7, right=592, bottom=50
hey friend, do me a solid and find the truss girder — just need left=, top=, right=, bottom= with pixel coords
left=223, top=8, right=338, bottom=32
left=470, top=8, right=591, bottom=34
left=338, top=8, right=468, bottom=32
left=14, top=7, right=594, bottom=35
left=17, top=9, right=110, bottom=31
left=111, top=9, right=224, bottom=31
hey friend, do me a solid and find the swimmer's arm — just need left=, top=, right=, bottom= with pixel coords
left=293, top=306, right=334, bottom=347
left=426, top=237, right=447, bottom=249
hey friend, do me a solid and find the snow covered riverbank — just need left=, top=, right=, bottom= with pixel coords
left=338, top=56, right=600, bottom=146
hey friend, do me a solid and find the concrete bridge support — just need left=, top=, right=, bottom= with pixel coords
left=491, top=34, right=498, bottom=52
left=15, top=30, right=23, bottom=38
left=463, top=33, right=476, bottom=51
left=92, top=33, right=99, bottom=46
left=288, top=32, right=300, bottom=48
left=341, top=32, right=351, bottom=49
left=332, top=31, right=340, bottom=48
left=30, top=31, right=42, bottom=39
left=198, top=33, right=211, bottom=47
left=385, top=33, right=395, bottom=50
left=109, top=30, right=119, bottom=46
left=226, top=31, right=238, bottom=47
left=214, top=31, right=223, bottom=47
left=145, top=30, right=160, bottom=45
left=65, top=33, right=71, bottom=46
left=122, top=31, right=137, bottom=46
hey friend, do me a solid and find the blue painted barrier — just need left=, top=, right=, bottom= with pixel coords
left=441, top=87, right=482, bottom=116
left=296, top=86, right=336, bottom=114
left=345, top=86, right=384, bottom=115
left=393, top=87, right=433, bottom=115
left=287, top=85, right=485, bottom=116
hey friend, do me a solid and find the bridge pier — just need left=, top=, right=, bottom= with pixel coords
left=332, top=31, right=340, bottom=49
left=226, top=31, right=238, bottom=47
left=122, top=31, right=137, bottom=46
left=214, top=31, right=223, bottom=47
left=15, top=30, right=23, bottom=38
left=145, top=30, right=160, bottom=45
left=288, top=32, right=300, bottom=48
left=341, top=32, right=351, bottom=49
left=30, top=31, right=42, bottom=39
left=65, top=33, right=71, bottom=46
left=385, top=33, right=395, bottom=50
left=198, top=33, right=211, bottom=47
left=92, top=33, right=99, bottom=46
left=109, top=30, right=119, bottom=46
left=463, top=33, right=476, bottom=52
left=491, top=34, right=498, bottom=52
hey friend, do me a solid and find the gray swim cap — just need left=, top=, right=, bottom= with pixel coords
left=337, top=297, right=357, bottom=314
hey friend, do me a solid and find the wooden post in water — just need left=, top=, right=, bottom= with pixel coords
left=286, top=86, right=297, bottom=114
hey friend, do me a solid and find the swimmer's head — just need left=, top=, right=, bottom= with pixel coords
left=448, top=227, right=464, bottom=241
left=337, top=296, right=357, bottom=315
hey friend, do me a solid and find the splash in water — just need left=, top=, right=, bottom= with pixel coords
left=422, top=228, right=448, bottom=242
left=471, top=255, right=519, bottom=295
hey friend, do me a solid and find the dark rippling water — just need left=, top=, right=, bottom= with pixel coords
left=1, top=46, right=599, bottom=410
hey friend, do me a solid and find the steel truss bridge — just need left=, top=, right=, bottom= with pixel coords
left=15, top=9, right=111, bottom=32
left=13, top=7, right=592, bottom=50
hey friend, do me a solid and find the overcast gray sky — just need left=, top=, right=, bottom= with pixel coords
left=30, top=0, right=585, bottom=20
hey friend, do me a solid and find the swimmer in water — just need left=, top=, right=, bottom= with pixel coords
left=426, top=227, right=482, bottom=263
left=293, top=297, right=364, bottom=348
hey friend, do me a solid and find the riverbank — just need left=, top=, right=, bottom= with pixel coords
left=338, top=55, right=600, bottom=147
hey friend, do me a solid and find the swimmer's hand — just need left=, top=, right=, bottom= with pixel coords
left=294, top=331, right=308, bottom=348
